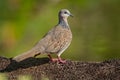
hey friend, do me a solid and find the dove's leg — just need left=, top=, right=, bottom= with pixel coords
left=57, top=51, right=66, bottom=63
left=48, top=54, right=66, bottom=63
left=48, top=54, right=58, bottom=62
left=57, top=56, right=66, bottom=63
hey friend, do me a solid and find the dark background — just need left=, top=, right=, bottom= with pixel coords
left=0, top=0, right=120, bottom=61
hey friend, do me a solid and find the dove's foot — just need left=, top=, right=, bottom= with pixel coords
left=48, top=55, right=66, bottom=63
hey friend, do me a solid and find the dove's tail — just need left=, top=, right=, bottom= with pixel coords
left=13, top=48, right=41, bottom=62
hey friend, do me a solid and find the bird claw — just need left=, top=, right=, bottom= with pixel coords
left=58, top=59, right=66, bottom=63
left=48, top=55, right=66, bottom=63
left=50, top=58, right=66, bottom=63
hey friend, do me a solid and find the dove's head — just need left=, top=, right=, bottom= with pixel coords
left=59, top=9, right=73, bottom=18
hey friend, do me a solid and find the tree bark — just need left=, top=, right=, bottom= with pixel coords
left=0, top=56, right=120, bottom=80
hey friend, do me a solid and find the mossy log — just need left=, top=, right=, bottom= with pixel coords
left=0, top=56, right=120, bottom=80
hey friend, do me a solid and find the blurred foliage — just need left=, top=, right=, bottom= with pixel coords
left=0, top=0, right=120, bottom=61
left=0, top=73, right=7, bottom=80
left=18, top=75, right=32, bottom=80
left=0, top=74, right=49, bottom=80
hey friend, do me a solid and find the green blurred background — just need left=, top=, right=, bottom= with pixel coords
left=0, top=0, right=120, bottom=61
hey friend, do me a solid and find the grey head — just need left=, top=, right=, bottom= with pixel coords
left=59, top=9, right=73, bottom=19
left=58, top=9, right=73, bottom=28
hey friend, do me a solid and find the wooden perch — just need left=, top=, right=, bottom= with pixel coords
left=0, top=56, right=120, bottom=80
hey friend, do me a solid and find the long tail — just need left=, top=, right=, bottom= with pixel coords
left=13, top=49, right=40, bottom=62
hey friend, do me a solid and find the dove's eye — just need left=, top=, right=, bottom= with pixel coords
left=64, top=12, right=67, bottom=14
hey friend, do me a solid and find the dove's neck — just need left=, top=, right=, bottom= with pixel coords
left=59, top=17, right=70, bottom=29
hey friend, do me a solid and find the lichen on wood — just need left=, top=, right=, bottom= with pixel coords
left=0, top=56, right=120, bottom=80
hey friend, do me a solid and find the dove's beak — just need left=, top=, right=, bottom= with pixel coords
left=70, top=13, right=73, bottom=17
